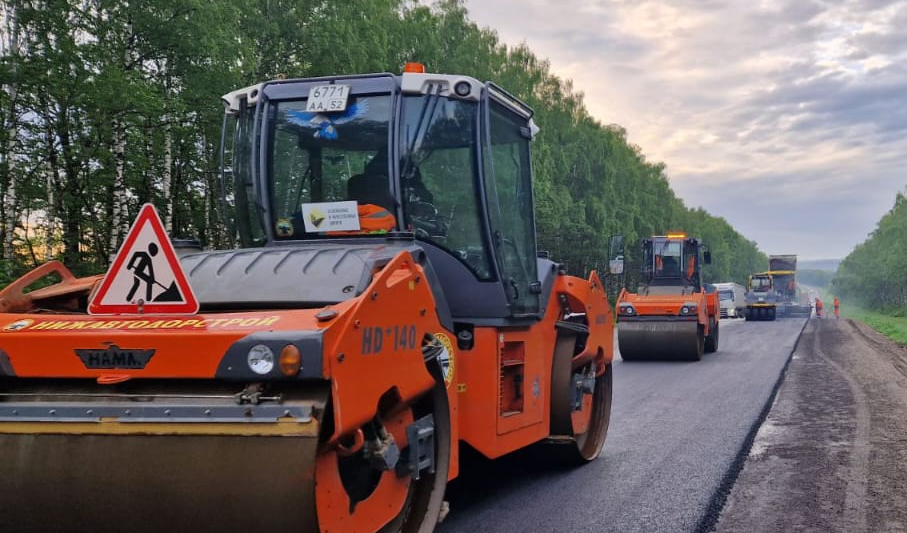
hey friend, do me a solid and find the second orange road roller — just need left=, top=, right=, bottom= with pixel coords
left=0, top=66, right=615, bottom=532
left=616, top=233, right=719, bottom=361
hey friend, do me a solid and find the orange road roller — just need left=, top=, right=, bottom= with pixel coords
left=616, top=233, right=719, bottom=361
left=0, top=67, right=615, bottom=533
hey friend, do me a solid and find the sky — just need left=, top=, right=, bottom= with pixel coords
left=462, top=0, right=907, bottom=260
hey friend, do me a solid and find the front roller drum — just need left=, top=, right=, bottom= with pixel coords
left=618, top=320, right=702, bottom=361
left=0, top=377, right=450, bottom=533
left=0, top=427, right=322, bottom=533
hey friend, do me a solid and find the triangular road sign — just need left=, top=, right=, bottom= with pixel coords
left=89, top=203, right=199, bottom=315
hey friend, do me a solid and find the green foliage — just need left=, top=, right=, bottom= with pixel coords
left=833, top=192, right=907, bottom=312
left=1, top=0, right=765, bottom=290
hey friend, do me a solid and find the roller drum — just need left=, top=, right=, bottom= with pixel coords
left=0, top=387, right=325, bottom=533
left=618, top=320, right=701, bottom=361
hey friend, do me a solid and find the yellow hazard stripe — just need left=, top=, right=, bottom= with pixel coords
left=20, top=316, right=282, bottom=332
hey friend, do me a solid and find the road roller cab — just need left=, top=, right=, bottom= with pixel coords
left=0, top=66, right=615, bottom=533
left=616, top=233, right=719, bottom=361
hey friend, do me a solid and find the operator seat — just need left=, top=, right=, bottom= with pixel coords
left=661, top=256, right=679, bottom=275
left=347, top=173, right=395, bottom=212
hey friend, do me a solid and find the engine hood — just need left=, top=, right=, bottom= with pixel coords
left=180, top=241, right=423, bottom=309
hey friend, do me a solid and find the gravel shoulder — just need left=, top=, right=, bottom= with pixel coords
left=714, top=318, right=907, bottom=533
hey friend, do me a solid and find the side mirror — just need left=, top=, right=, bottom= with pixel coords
left=703, top=251, right=712, bottom=265
left=609, top=256, right=625, bottom=275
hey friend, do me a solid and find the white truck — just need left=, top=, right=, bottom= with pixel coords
left=714, top=282, right=746, bottom=319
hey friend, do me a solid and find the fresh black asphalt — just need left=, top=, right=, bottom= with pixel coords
left=438, top=318, right=807, bottom=533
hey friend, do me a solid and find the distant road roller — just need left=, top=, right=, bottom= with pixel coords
left=616, top=233, right=719, bottom=361
left=0, top=66, right=615, bottom=532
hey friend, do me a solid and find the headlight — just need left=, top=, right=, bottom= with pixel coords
left=247, top=344, right=275, bottom=374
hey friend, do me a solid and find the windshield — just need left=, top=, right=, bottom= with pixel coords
left=719, top=290, right=734, bottom=301
left=267, top=94, right=395, bottom=238
left=752, top=276, right=772, bottom=290
left=653, top=239, right=683, bottom=277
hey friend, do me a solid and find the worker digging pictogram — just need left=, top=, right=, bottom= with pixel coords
left=88, top=203, right=198, bottom=315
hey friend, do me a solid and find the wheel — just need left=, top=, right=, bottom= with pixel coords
left=549, top=334, right=613, bottom=464
left=744, top=309, right=751, bottom=321
left=315, top=360, right=451, bottom=533
left=769, top=307, right=776, bottom=321
left=704, top=317, right=719, bottom=353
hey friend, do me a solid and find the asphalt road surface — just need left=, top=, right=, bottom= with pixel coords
left=438, top=317, right=807, bottom=533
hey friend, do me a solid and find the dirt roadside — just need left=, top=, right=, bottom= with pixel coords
left=713, top=318, right=907, bottom=533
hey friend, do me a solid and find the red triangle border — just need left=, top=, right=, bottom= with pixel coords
left=88, top=203, right=199, bottom=315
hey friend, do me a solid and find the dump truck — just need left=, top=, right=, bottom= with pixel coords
left=0, top=66, right=616, bottom=532
left=767, top=255, right=810, bottom=317
left=616, top=233, right=719, bottom=361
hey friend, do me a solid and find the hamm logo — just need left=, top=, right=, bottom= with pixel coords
left=75, top=343, right=156, bottom=370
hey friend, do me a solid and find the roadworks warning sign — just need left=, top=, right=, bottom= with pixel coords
left=88, top=204, right=199, bottom=315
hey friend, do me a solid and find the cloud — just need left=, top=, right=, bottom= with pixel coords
left=464, top=0, right=907, bottom=259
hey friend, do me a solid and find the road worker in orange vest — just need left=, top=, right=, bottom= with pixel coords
left=815, top=297, right=823, bottom=318
left=833, top=296, right=840, bottom=319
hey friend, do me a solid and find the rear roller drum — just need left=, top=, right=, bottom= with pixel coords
left=704, top=317, right=719, bottom=353
left=691, top=325, right=704, bottom=361
left=549, top=334, right=612, bottom=463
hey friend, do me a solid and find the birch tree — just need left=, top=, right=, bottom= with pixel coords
left=1, top=3, right=21, bottom=264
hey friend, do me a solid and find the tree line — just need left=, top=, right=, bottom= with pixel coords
left=1, top=0, right=766, bottom=290
left=833, top=191, right=907, bottom=312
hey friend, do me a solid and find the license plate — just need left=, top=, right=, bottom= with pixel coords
left=305, top=84, right=350, bottom=112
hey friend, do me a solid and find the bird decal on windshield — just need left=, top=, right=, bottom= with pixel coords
left=285, top=100, right=369, bottom=140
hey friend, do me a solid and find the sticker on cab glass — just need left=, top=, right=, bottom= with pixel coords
left=275, top=218, right=294, bottom=237
left=301, top=201, right=360, bottom=233
left=435, top=332, right=455, bottom=387
left=3, top=319, right=33, bottom=332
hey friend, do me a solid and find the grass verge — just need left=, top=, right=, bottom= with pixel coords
left=841, top=306, right=907, bottom=346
